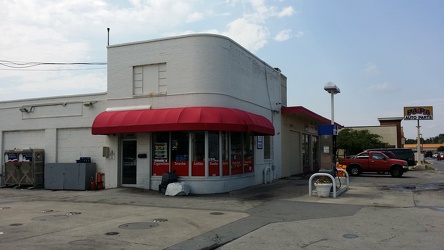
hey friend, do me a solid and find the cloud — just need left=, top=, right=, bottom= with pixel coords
left=274, top=29, right=292, bottom=41
left=274, top=29, right=303, bottom=42
left=0, top=70, right=106, bottom=101
left=246, top=0, right=293, bottom=20
left=277, top=6, right=294, bottom=17
left=248, top=0, right=274, bottom=21
left=219, top=0, right=295, bottom=51
left=1, top=0, right=296, bottom=56
left=365, top=82, right=398, bottom=92
left=0, top=0, right=297, bottom=100
left=223, top=18, right=269, bottom=51
left=0, top=0, right=199, bottom=99
left=363, top=62, right=381, bottom=75
left=187, top=12, right=205, bottom=23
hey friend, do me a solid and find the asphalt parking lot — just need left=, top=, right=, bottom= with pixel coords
left=1, top=159, right=444, bottom=250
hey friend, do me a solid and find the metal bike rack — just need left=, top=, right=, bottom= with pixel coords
left=309, top=169, right=349, bottom=198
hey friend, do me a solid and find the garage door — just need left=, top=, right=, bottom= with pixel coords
left=3, top=130, right=45, bottom=151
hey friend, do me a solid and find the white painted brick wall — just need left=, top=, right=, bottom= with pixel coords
left=107, top=34, right=283, bottom=117
left=0, top=34, right=286, bottom=192
left=106, top=34, right=284, bottom=186
left=57, top=128, right=104, bottom=163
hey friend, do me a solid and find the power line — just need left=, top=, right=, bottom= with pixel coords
left=0, top=67, right=107, bottom=72
left=0, top=60, right=107, bottom=69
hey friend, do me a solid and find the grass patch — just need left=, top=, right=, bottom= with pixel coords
left=425, top=165, right=435, bottom=170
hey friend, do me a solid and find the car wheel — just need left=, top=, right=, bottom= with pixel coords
left=390, top=166, right=403, bottom=178
left=349, top=165, right=361, bottom=176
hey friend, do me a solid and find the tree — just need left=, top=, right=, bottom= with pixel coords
left=405, top=138, right=416, bottom=144
left=406, top=134, right=444, bottom=144
left=337, top=128, right=389, bottom=156
left=437, top=146, right=444, bottom=151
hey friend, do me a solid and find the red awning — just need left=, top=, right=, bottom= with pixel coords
left=281, top=106, right=342, bottom=127
left=92, top=107, right=275, bottom=135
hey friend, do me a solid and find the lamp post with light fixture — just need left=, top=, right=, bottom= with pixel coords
left=324, top=82, right=340, bottom=168
left=417, top=122, right=422, bottom=166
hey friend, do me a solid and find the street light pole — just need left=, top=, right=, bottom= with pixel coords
left=324, top=82, right=340, bottom=169
left=416, top=120, right=422, bottom=167
left=330, top=90, right=335, bottom=126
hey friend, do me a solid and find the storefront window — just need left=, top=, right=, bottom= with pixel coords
left=152, top=132, right=169, bottom=176
left=151, top=130, right=256, bottom=177
left=312, top=136, right=319, bottom=169
left=243, top=133, right=254, bottom=173
left=171, top=131, right=189, bottom=176
left=264, top=136, right=271, bottom=160
left=230, top=132, right=243, bottom=175
left=191, top=131, right=205, bottom=176
left=221, top=132, right=230, bottom=176
left=302, top=134, right=310, bottom=167
left=208, top=131, right=219, bottom=176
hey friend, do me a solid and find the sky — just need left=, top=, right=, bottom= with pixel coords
left=1, top=0, right=443, bottom=140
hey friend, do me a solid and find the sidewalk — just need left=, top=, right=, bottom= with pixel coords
left=219, top=169, right=444, bottom=250
left=1, top=170, right=444, bottom=250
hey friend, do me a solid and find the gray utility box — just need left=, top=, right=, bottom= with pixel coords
left=45, top=163, right=96, bottom=190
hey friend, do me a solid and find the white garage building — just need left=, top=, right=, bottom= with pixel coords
left=0, top=34, right=333, bottom=194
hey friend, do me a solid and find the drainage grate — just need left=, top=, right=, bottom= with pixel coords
left=417, top=184, right=441, bottom=191
left=10, top=223, right=22, bottom=226
left=66, top=212, right=81, bottom=216
left=210, top=212, right=224, bottom=215
left=32, top=215, right=69, bottom=221
left=343, top=234, right=359, bottom=239
left=403, top=185, right=416, bottom=190
left=105, top=232, right=120, bottom=236
left=69, top=239, right=97, bottom=245
left=381, top=183, right=444, bottom=191
left=1, top=207, right=11, bottom=210
left=119, top=222, right=159, bottom=230
left=153, top=218, right=168, bottom=222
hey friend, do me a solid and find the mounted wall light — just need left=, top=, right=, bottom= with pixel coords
left=19, top=107, right=35, bottom=113
left=19, top=107, right=30, bottom=113
left=83, top=101, right=97, bottom=107
left=19, top=102, right=68, bottom=113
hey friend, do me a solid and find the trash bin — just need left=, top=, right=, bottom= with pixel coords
left=159, top=172, right=178, bottom=194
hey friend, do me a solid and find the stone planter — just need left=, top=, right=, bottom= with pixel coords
left=314, top=183, right=332, bottom=197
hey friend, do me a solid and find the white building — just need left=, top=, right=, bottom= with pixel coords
left=0, top=34, right=333, bottom=194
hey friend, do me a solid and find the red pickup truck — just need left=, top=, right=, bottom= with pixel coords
left=338, top=151, right=408, bottom=177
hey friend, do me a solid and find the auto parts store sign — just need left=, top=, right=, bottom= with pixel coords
left=404, top=106, right=433, bottom=120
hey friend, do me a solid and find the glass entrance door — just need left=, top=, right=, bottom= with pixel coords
left=122, top=140, right=137, bottom=184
